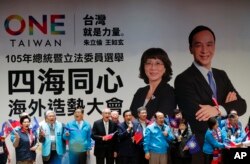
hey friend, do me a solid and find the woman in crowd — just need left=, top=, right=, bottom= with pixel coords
left=170, top=109, right=192, bottom=164
left=130, top=48, right=176, bottom=120
left=11, top=115, right=38, bottom=164
left=203, top=117, right=225, bottom=164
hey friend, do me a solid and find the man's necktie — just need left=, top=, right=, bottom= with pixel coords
left=207, top=71, right=217, bottom=99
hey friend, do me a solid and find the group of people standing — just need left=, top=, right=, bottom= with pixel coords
left=0, top=25, right=248, bottom=164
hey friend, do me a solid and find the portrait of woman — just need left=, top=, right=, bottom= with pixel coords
left=130, top=48, right=176, bottom=120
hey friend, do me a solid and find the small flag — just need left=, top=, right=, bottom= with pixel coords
left=4, top=121, right=14, bottom=136
left=169, top=117, right=179, bottom=128
left=164, top=115, right=170, bottom=126
left=224, top=140, right=237, bottom=149
left=0, top=122, right=7, bottom=137
left=8, top=119, right=21, bottom=128
left=241, top=131, right=249, bottom=142
left=185, top=135, right=200, bottom=154
left=211, top=149, right=222, bottom=164
left=103, top=130, right=117, bottom=141
left=31, top=117, right=40, bottom=133
left=134, top=130, right=143, bottom=144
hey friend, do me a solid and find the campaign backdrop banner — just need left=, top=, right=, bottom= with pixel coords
left=1, top=0, right=250, bottom=163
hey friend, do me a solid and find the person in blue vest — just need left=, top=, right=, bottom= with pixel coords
left=221, top=113, right=245, bottom=144
left=63, top=106, right=92, bottom=164
left=203, top=117, right=225, bottom=164
left=221, top=113, right=245, bottom=164
left=39, top=110, right=66, bottom=164
left=144, top=111, right=174, bottom=164
left=11, top=115, right=38, bottom=164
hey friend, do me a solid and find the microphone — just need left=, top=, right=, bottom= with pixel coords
left=161, top=125, right=165, bottom=131
left=128, top=121, right=133, bottom=133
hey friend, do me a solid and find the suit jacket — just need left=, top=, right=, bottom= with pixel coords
left=174, top=64, right=246, bottom=144
left=91, top=119, right=117, bottom=157
left=117, top=121, right=137, bottom=157
left=130, top=81, right=176, bottom=120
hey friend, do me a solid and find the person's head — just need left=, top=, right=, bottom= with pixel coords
left=228, top=113, right=237, bottom=126
left=45, top=110, right=56, bottom=124
left=111, top=111, right=119, bottom=123
left=154, top=111, right=165, bottom=126
left=19, top=112, right=30, bottom=119
left=74, top=106, right=85, bottom=121
left=20, top=115, right=31, bottom=130
left=173, top=109, right=183, bottom=120
left=189, top=25, right=216, bottom=69
left=139, top=48, right=172, bottom=84
left=229, top=109, right=238, bottom=121
left=207, top=117, right=218, bottom=130
left=137, top=106, right=147, bottom=121
left=102, top=108, right=111, bottom=122
left=179, top=119, right=187, bottom=131
left=123, top=110, right=132, bottom=123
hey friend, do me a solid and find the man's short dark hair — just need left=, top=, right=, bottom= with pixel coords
left=123, top=110, right=131, bottom=117
left=189, top=25, right=216, bottom=48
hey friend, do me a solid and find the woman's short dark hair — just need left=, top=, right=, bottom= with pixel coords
left=207, top=117, right=217, bottom=130
left=188, top=25, right=216, bottom=48
left=20, top=115, right=31, bottom=124
left=173, top=109, right=182, bottom=118
left=139, top=48, right=172, bottom=84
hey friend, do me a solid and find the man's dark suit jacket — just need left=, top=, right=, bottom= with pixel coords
left=91, top=119, right=117, bottom=157
left=175, top=64, right=247, bottom=145
left=117, top=121, right=138, bottom=157
left=130, top=81, right=176, bottom=120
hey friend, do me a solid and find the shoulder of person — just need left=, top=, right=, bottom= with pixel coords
left=176, top=64, right=194, bottom=78
left=212, top=68, right=227, bottom=76
left=134, top=85, right=149, bottom=95
left=55, top=120, right=63, bottom=125
left=158, top=82, right=174, bottom=91
left=94, top=119, right=102, bottom=124
left=84, top=120, right=91, bottom=125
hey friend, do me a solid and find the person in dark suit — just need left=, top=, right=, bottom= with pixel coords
left=133, top=106, right=150, bottom=164
left=91, top=108, right=118, bottom=164
left=117, top=110, right=138, bottom=164
left=174, top=25, right=247, bottom=164
left=130, top=48, right=176, bottom=120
